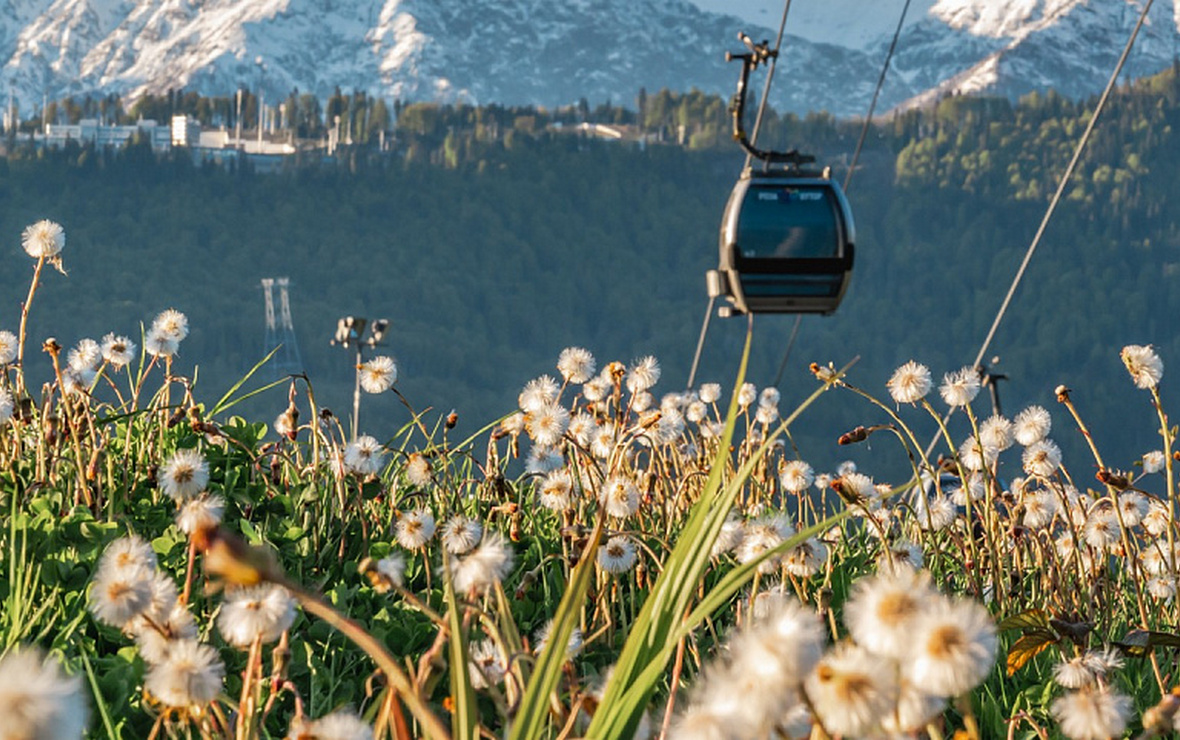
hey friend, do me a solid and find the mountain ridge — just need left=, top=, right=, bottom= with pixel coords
left=0, top=0, right=1177, bottom=119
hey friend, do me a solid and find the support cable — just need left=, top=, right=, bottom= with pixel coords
left=924, top=0, right=1155, bottom=458
left=843, top=0, right=914, bottom=193
left=773, top=0, right=913, bottom=386
left=744, top=0, right=792, bottom=168
left=686, top=296, right=716, bottom=390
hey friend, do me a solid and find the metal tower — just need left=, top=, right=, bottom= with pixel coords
left=261, top=277, right=304, bottom=377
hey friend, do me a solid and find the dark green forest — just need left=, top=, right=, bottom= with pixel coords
left=3, top=67, right=1180, bottom=483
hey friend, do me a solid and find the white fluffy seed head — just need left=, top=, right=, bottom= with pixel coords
left=217, top=584, right=296, bottom=648
left=0, top=647, right=88, bottom=740
left=887, top=360, right=932, bottom=404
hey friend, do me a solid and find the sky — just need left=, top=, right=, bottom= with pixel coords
left=687, top=0, right=935, bottom=49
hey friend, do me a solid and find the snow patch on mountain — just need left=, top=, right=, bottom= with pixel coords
left=0, top=0, right=1175, bottom=120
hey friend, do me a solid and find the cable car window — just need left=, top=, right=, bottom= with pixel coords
left=742, top=274, right=842, bottom=298
left=736, top=185, right=840, bottom=259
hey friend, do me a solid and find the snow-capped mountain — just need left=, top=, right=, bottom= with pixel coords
left=0, top=0, right=1177, bottom=119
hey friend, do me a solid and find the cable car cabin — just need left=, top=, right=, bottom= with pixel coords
left=708, top=170, right=855, bottom=315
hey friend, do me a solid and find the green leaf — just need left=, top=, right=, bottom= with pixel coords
left=444, top=554, right=477, bottom=740
left=587, top=333, right=849, bottom=740
left=508, top=516, right=605, bottom=740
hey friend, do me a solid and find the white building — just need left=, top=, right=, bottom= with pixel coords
left=171, top=114, right=201, bottom=147
left=44, top=118, right=172, bottom=151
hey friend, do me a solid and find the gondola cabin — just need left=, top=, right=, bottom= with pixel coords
left=708, top=169, right=855, bottom=315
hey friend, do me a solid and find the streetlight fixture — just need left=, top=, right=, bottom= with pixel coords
left=331, top=315, right=389, bottom=439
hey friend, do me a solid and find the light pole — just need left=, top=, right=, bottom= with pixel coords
left=331, top=316, right=389, bottom=439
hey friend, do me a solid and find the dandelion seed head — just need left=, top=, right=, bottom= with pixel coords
left=151, top=309, right=189, bottom=343
left=469, top=639, right=507, bottom=690
left=395, top=509, right=436, bottom=550
left=1142, top=450, right=1166, bottom=474
left=887, top=360, right=932, bottom=404
left=524, top=445, right=564, bottom=474
left=779, top=459, right=814, bottom=494
left=132, top=602, right=198, bottom=666
left=374, top=553, right=406, bottom=591
left=533, top=620, right=583, bottom=660
left=100, top=332, right=136, bottom=368
left=500, top=411, right=526, bottom=436
left=343, top=435, right=384, bottom=476
left=99, top=535, right=157, bottom=575
left=582, top=375, right=610, bottom=402
left=1143, top=500, right=1171, bottom=537
left=68, top=338, right=102, bottom=373
left=600, top=475, right=640, bottom=519
left=958, top=435, right=996, bottom=472
left=22, top=219, right=65, bottom=258
left=979, top=414, right=1014, bottom=451
left=519, top=375, right=560, bottom=413
left=0, top=330, right=16, bottom=365
left=1051, top=686, right=1132, bottom=740
left=598, top=536, right=638, bottom=574
left=451, top=532, right=514, bottom=593
left=1147, top=576, right=1176, bottom=601
left=404, top=453, right=433, bottom=487
left=217, top=584, right=296, bottom=647
left=159, top=448, right=209, bottom=502
left=905, top=597, right=997, bottom=698
left=736, top=517, right=794, bottom=574
left=805, top=642, right=898, bottom=738
left=144, top=328, right=178, bottom=358
left=1012, top=406, right=1051, bottom=446
left=1082, top=508, right=1120, bottom=551
left=358, top=356, right=397, bottom=393
left=754, top=404, right=779, bottom=425
left=557, top=346, right=596, bottom=384
left=1117, top=491, right=1147, bottom=527
left=538, top=468, right=574, bottom=511
left=710, top=514, right=745, bottom=559
left=1121, top=344, right=1163, bottom=389
left=737, top=382, right=757, bottom=408
left=916, top=495, right=957, bottom=531
left=845, top=567, right=936, bottom=659
left=144, top=638, right=224, bottom=708
left=526, top=403, right=569, bottom=448
left=1022, top=438, right=1062, bottom=478
left=287, top=710, right=373, bottom=740
left=783, top=538, right=827, bottom=577
left=89, top=563, right=154, bottom=629
left=939, top=366, right=981, bottom=408
left=567, top=412, right=595, bottom=446
left=758, top=387, right=780, bottom=409
left=1022, top=488, right=1058, bottom=530
left=440, top=515, right=483, bottom=555
left=626, top=356, right=661, bottom=394
left=0, top=647, right=88, bottom=740
left=0, top=388, right=12, bottom=425
left=698, top=383, right=722, bottom=404
left=1054, top=656, right=1097, bottom=689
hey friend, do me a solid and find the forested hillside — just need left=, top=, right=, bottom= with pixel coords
left=2, top=67, right=1179, bottom=481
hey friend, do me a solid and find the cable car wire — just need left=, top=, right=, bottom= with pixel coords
left=771, top=0, right=913, bottom=387
left=688, top=1, right=790, bottom=390
left=842, top=0, right=914, bottom=193
left=744, top=0, right=793, bottom=169
left=923, top=0, right=1155, bottom=458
